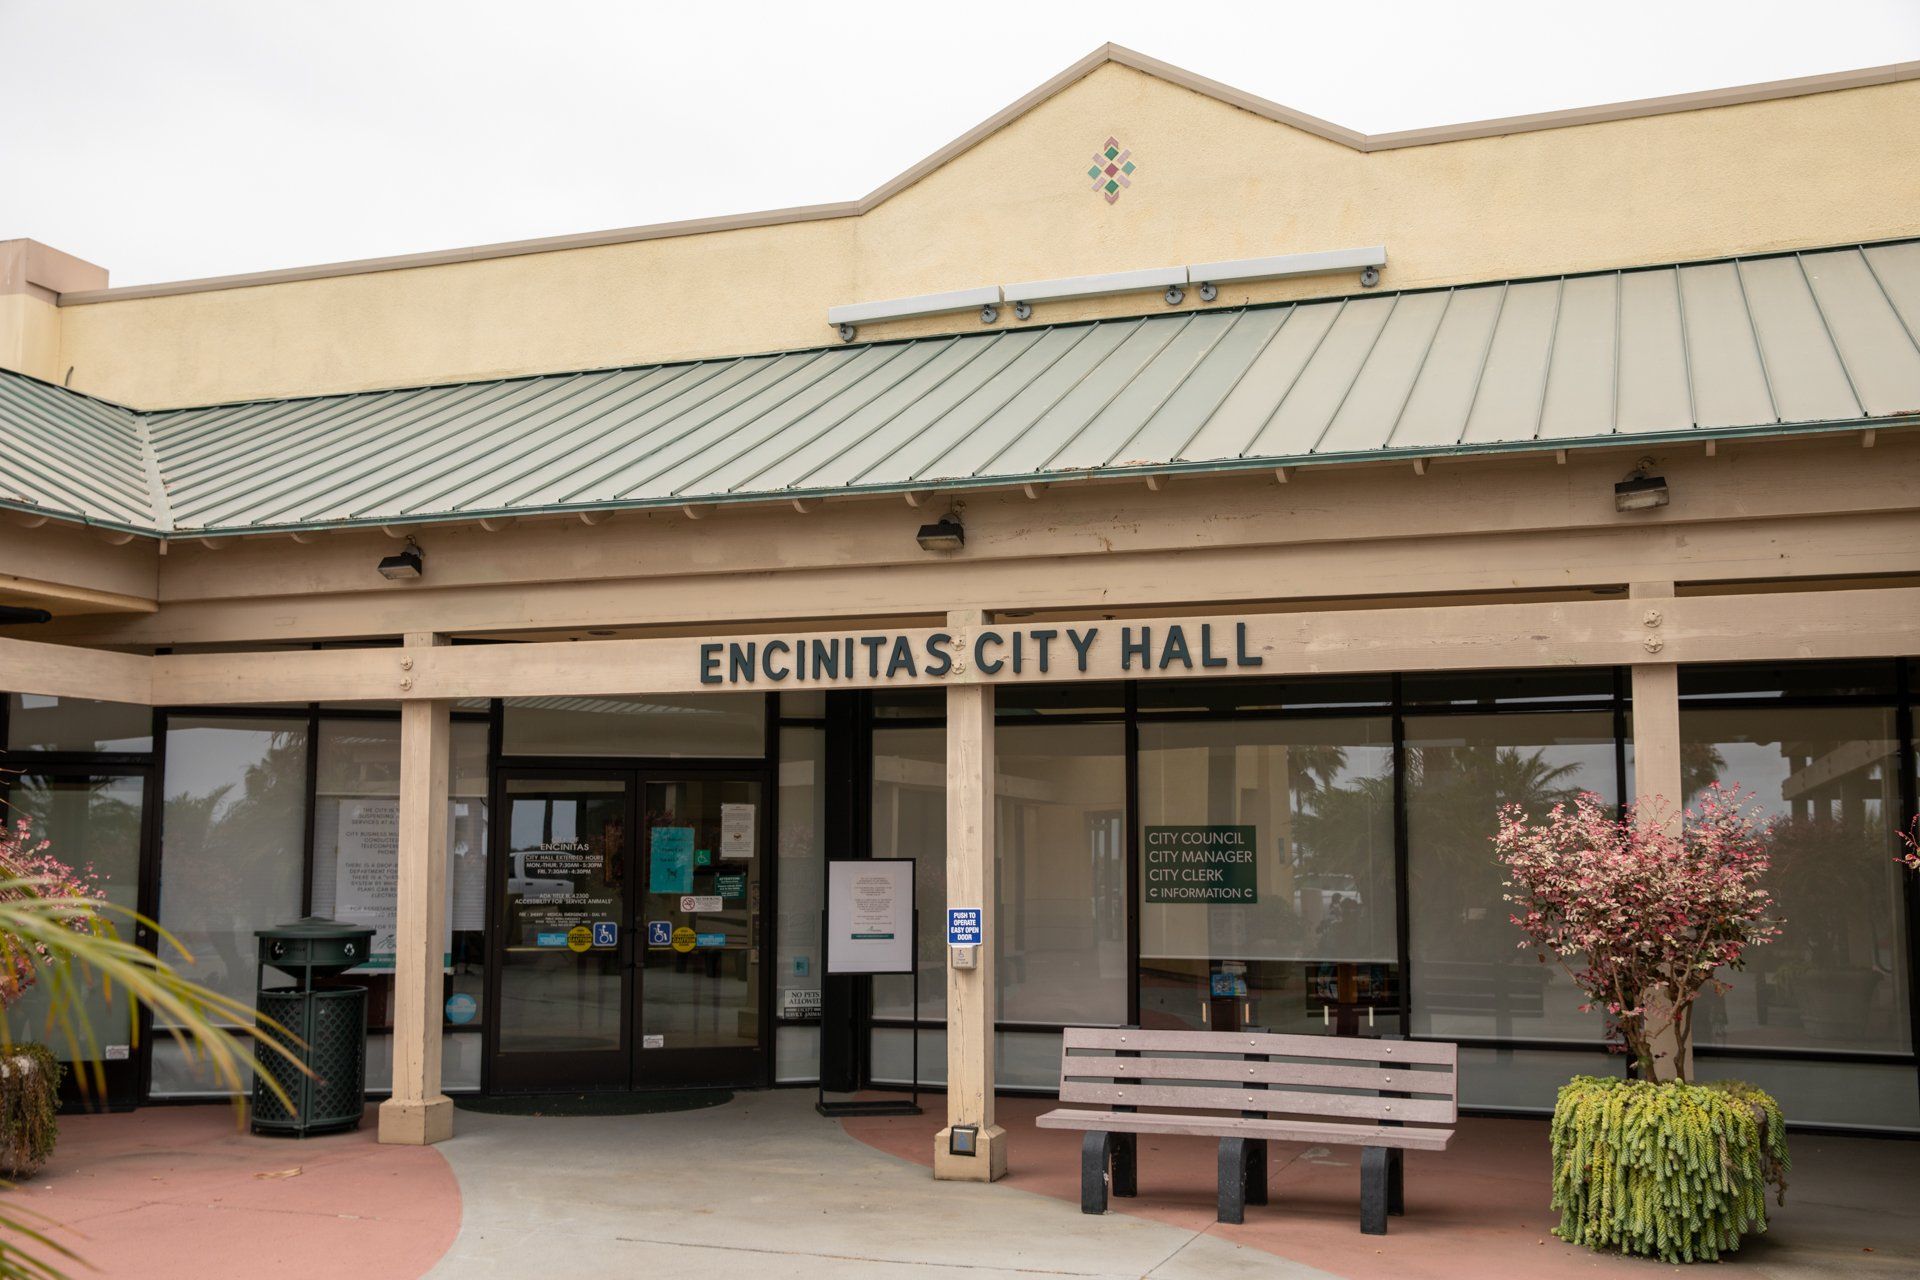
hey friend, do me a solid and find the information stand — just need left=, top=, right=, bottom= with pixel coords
left=817, top=858, right=920, bottom=1117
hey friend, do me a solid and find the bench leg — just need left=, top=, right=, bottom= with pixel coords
left=1081, top=1131, right=1112, bottom=1214
left=1111, top=1132, right=1137, bottom=1198
left=1245, top=1138, right=1268, bottom=1206
left=1388, top=1147, right=1404, bottom=1216
left=1360, top=1147, right=1390, bottom=1235
left=1217, top=1137, right=1249, bottom=1225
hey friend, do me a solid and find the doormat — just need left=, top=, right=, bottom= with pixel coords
left=455, top=1089, right=733, bottom=1117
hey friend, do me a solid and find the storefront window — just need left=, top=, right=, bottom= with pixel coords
left=870, top=721, right=1129, bottom=1028
left=304, top=718, right=491, bottom=1089
left=996, top=723, right=1126, bottom=1025
left=503, top=693, right=765, bottom=757
left=150, top=716, right=310, bottom=1097
left=871, top=728, right=946, bottom=1020
left=777, top=726, right=825, bottom=1024
left=1, top=774, right=146, bottom=1088
left=1406, top=711, right=1618, bottom=1049
left=1137, top=716, right=1396, bottom=1036
left=1683, top=707, right=1911, bottom=1059
left=5, top=693, right=152, bottom=753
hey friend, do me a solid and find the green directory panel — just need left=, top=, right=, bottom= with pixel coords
left=1143, top=825, right=1258, bottom=903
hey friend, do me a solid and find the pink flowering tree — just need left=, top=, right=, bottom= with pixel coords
left=1495, top=784, right=1778, bottom=1082
left=0, top=817, right=106, bottom=1014
left=1900, top=815, right=1920, bottom=872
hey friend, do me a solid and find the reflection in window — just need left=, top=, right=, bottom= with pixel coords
left=5, top=694, right=152, bottom=753
left=777, top=728, right=825, bottom=1016
left=870, top=723, right=1129, bottom=1028
left=1406, top=712, right=1618, bottom=1047
left=1137, top=717, right=1396, bottom=1036
left=304, top=719, right=491, bottom=1089
left=151, top=717, right=310, bottom=1097
left=3, top=775, right=146, bottom=1072
left=870, top=728, right=949, bottom=1021
left=996, top=724, right=1126, bottom=1025
left=502, top=693, right=765, bottom=757
left=1683, top=707, right=1909, bottom=1057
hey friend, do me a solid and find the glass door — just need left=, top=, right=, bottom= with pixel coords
left=635, top=775, right=765, bottom=1087
left=488, top=773, right=634, bottom=1092
left=486, top=768, right=767, bottom=1092
left=0, top=769, right=152, bottom=1109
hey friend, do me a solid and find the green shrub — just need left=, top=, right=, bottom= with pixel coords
left=1550, top=1075, right=1789, bottom=1263
left=0, top=1044, right=62, bottom=1179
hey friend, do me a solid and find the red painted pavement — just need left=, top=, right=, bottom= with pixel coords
left=843, top=1094, right=1914, bottom=1279
left=7, top=1104, right=459, bottom=1280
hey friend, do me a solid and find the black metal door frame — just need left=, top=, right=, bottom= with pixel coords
left=483, top=759, right=773, bottom=1094
left=0, top=759, right=158, bottom=1111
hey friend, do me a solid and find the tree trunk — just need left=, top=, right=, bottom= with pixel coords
left=1642, top=987, right=1692, bottom=1083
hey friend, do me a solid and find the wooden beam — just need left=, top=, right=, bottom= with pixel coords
left=139, top=586, right=1920, bottom=705
left=378, top=634, right=454, bottom=1146
left=0, top=574, right=157, bottom=616
left=47, top=507, right=1920, bottom=647
left=129, top=440, right=1920, bottom=614
left=0, top=635, right=151, bottom=703
left=935, top=610, right=1006, bottom=1181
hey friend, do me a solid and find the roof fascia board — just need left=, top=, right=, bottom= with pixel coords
left=17, top=417, right=1901, bottom=544
left=57, top=48, right=1920, bottom=307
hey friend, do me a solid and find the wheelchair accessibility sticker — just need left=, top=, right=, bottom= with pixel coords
left=647, top=920, right=673, bottom=947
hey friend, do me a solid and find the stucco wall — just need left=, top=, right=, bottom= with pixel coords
left=0, top=294, right=62, bottom=384
left=49, top=62, right=1920, bottom=409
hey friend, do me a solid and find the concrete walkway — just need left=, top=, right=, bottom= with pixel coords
left=427, top=1089, right=1330, bottom=1278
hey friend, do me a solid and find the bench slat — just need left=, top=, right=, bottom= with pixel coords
left=1036, top=1107, right=1453, bottom=1152
left=1059, top=1080, right=1455, bottom=1125
left=1063, top=1027, right=1456, bottom=1067
left=1064, top=1054, right=1456, bottom=1097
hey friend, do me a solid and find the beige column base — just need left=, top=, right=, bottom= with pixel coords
left=932, top=1124, right=1008, bottom=1182
left=378, top=1094, right=455, bottom=1145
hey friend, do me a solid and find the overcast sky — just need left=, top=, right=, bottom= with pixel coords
left=4, top=0, right=1917, bottom=287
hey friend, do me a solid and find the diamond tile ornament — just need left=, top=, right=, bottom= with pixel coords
left=1090, top=136, right=1134, bottom=205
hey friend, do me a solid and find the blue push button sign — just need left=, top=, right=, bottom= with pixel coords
left=947, top=908, right=982, bottom=947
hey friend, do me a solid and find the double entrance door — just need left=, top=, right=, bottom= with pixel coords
left=486, top=768, right=767, bottom=1092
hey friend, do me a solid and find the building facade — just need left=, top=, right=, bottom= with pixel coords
left=1, top=47, right=1917, bottom=1174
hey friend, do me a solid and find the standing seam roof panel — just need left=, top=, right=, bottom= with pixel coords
left=1801, top=249, right=1920, bottom=415
left=798, top=328, right=1052, bottom=495
left=4, top=241, right=1919, bottom=535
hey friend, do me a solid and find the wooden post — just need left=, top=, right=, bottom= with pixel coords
left=1628, top=584, right=1692, bottom=1082
left=934, top=610, right=1007, bottom=1180
left=378, top=633, right=453, bottom=1145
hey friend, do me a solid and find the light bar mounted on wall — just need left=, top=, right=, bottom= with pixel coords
left=826, top=246, right=1387, bottom=339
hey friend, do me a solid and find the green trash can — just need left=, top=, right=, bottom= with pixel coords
left=251, top=917, right=377, bottom=1136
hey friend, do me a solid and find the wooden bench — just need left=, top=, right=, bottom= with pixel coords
left=1037, top=1028, right=1458, bottom=1233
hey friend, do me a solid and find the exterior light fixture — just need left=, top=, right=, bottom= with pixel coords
left=1613, top=459, right=1670, bottom=512
left=0, top=605, right=52, bottom=624
left=915, top=516, right=965, bottom=552
left=377, top=538, right=424, bottom=580
left=949, top=1124, right=979, bottom=1157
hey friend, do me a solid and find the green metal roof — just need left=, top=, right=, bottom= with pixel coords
left=5, top=240, right=1919, bottom=538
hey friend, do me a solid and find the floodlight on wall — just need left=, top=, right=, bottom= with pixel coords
left=1613, top=459, right=1670, bottom=512
left=377, top=538, right=424, bottom=580
left=915, top=515, right=965, bottom=552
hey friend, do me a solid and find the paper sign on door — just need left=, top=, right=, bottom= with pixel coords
left=720, top=804, right=755, bottom=860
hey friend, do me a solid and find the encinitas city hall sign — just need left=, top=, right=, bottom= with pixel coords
left=698, top=621, right=1265, bottom=686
